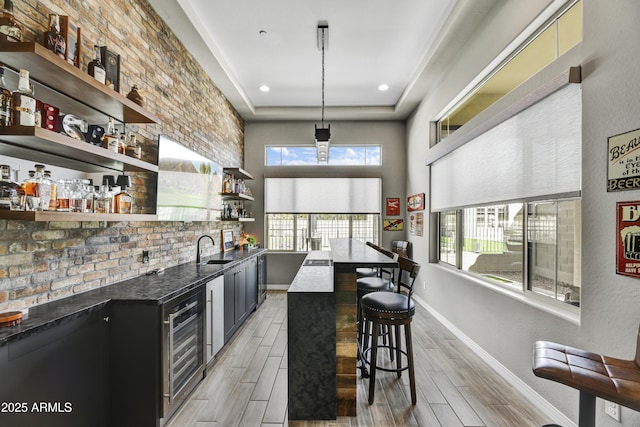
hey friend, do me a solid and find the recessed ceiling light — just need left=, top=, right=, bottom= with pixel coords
left=259, top=85, right=270, bottom=92
left=378, top=84, right=389, bottom=91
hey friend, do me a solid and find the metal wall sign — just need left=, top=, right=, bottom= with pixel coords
left=617, top=201, right=640, bottom=278
left=608, top=128, right=640, bottom=192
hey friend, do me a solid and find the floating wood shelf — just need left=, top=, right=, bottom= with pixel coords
left=0, top=210, right=157, bottom=222
left=0, top=42, right=160, bottom=124
left=0, top=126, right=158, bottom=173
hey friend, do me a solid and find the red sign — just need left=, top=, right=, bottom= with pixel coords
left=386, top=198, right=400, bottom=216
left=617, top=201, right=640, bottom=278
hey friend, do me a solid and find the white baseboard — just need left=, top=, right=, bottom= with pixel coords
left=267, top=284, right=290, bottom=291
left=412, top=294, right=575, bottom=427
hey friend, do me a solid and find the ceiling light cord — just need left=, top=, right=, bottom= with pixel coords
left=321, top=26, right=326, bottom=128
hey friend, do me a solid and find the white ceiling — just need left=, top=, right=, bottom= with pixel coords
left=147, top=0, right=501, bottom=121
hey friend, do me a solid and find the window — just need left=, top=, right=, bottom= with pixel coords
left=436, top=0, right=582, bottom=143
left=430, top=79, right=581, bottom=308
left=439, top=198, right=581, bottom=306
left=266, top=213, right=380, bottom=251
left=266, top=145, right=381, bottom=166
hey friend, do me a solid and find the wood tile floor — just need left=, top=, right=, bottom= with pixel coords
left=166, top=291, right=554, bottom=427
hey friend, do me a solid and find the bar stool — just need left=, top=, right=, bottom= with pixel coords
left=357, top=241, right=385, bottom=278
left=533, top=327, right=640, bottom=427
left=360, top=256, right=420, bottom=405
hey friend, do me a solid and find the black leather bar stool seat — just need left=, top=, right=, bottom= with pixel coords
left=356, top=267, right=379, bottom=278
left=360, top=256, right=420, bottom=405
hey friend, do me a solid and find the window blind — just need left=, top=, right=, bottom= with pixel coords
left=264, top=178, right=381, bottom=213
left=430, top=84, right=581, bottom=211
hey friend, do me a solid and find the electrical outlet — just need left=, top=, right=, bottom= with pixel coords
left=142, top=250, right=150, bottom=264
left=423, top=280, right=426, bottom=290
left=605, top=400, right=621, bottom=422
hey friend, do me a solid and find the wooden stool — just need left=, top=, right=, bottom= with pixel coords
left=533, top=327, right=640, bottom=426
left=360, top=256, right=420, bottom=405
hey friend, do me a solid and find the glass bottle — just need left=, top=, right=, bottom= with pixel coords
left=43, top=14, right=66, bottom=60
left=0, top=0, right=23, bottom=43
left=87, top=45, right=106, bottom=84
left=102, top=117, right=119, bottom=153
left=44, top=169, right=57, bottom=211
left=33, top=164, right=51, bottom=211
left=114, top=175, right=132, bottom=214
left=56, top=179, right=70, bottom=211
left=0, top=66, right=10, bottom=127
left=0, top=164, right=15, bottom=209
left=22, top=169, right=37, bottom=211
left=95, top=185, right=111, bottom=214
left=125, top=133, right=141, bottom=159
left=10, top=69, right=36, bottom=126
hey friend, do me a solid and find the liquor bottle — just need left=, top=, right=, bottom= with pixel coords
left=95, top=185, right=111, bottom=214
left=0, top=164, right=20, bottom=210
left=33, top=164, right=51, bottom=211
left=114, top=175, right=132, bottom=214
left=10, top=69, right=35, bottom=126
left=0, top=65, right=10, bottom=127
left=0, top=0, right=23, bottom=43
left=44, top=169, right=57, bottom=211
left=43, top=14, right=66, bottom=60
left=125, top=133, right=141, bottom=159
left=102, top=117, right=119, bottom=153
left=87, top=45, right=106, bottom=84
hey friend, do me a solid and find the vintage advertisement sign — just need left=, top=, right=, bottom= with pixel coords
left=383, top=219, right=404, bottom=231
left=608, top=128, right=640, bottom=192
left=616, top=201, right=640, bottom=278
left=386, top=198, right=400, bottom=216
left=407, top=193, right=425, bottom=211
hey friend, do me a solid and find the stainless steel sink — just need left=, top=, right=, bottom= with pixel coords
left=303, top=259, right=332, bottom=267
left=201, top=259, right=233, bottom=265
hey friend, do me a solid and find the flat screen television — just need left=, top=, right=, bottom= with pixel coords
left=157, top=135, right=222, bottom=221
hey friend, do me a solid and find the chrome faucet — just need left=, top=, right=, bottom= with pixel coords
left=196, top=235, right=215, bottom=264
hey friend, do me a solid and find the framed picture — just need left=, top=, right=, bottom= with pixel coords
left=386, top=198, right=400, bottom=216
left=59, top=16, right=81, bottom=68
left=100, top=46, right=120, bottom=92
left=222, top=229, right=235, bottom=252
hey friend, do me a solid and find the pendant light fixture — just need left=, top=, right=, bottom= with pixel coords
left=315, top=22, right=330, bottom=163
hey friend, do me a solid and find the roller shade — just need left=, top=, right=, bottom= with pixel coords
left=265, top=178, right=381, bottom=213
left=430, top=84, right=581, bottom=211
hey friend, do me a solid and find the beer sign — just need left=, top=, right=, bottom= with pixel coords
left=608, top=128, right=640, bottom=192
left=617, top=201, right=640, bottom=278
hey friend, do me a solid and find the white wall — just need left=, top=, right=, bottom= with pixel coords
left=244, top=120, right=407, bottom=286
left=407, top=1, right=640, bottom=425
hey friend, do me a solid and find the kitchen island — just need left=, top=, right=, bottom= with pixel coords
left=288, top=238, right=398, bottom=420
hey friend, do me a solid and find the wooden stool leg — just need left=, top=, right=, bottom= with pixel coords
left=368, top=319, right=380, bottom=404
left=395, top=324, right=402, bottom=378
left=405, top=323, right=416, bottom=405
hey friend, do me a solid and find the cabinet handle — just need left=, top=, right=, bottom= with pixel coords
left=164, top=313, right=175, bottom=403
left=103, top=316, right=110, bottom=323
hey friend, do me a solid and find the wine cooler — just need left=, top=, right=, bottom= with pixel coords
left=161, top=287, right=204, bottom=419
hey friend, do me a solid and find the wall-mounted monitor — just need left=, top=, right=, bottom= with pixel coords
left=157, top=135, right=222, bottom=221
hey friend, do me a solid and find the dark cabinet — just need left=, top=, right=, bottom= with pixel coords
left=245, top=256, right=258, bottom=313
left=0, top=306, right=110, bottom=427
left=224, top=263, right=246, bottom=342
left=223, top=257, right=259, bottom=343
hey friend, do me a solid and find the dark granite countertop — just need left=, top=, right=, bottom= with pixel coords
left=0, top=247, right=267, bottom=346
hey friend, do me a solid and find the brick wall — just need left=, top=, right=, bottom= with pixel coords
left=0, top=0, right=245, bottom=311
